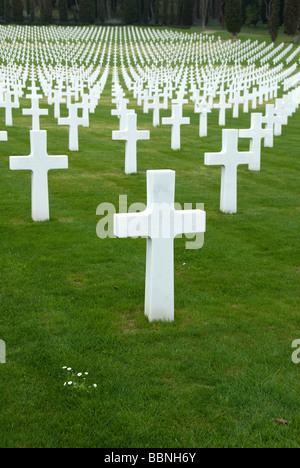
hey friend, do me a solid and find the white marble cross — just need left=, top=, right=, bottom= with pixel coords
left=111, top=98, right=135, bottom=130
left=58, top=103, right=88, bottom=151
left=9, top=130, right=68, bottom=221
left=162, top=103, right=190, bottom=150
left=49, top=88, right=66, bottom=119
left=112, top=112, right=150, bottom=174
left=147, top=92, right=168, bottom=127
left=274, top=98, right=288, bottom=136
left=204, top=129, right=254, bottom=214
left=23, top=96, right=49, bottom=130
left=114, top=170, right=206, bottom=322
left=230, top=90, right=242, bottom=119
left=214, top=91, right=231, bottom=126
left=261, top=104, right=277, bottom=148
left=239, top=113, right=273, bottom=171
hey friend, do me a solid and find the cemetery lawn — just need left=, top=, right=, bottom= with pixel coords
left=0, top=72, right=300, bottom=448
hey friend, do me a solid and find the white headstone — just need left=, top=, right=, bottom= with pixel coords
left=112, top=112, right=150, bottom=174
left=162, top=103, right=190, bottom=150
left=23, top=96, right=49, bottom=131
left=58, top=103, right=88, bottom=151
left=239, top=113, right=273, bottom=171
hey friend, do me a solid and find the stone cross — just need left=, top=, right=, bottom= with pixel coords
left=49, top=88, right=66, bottom=119
left=112, top=112, right=150, bottom=174
left=239, top=113, right=273, bottom=171
left=23, top=96, right=49, bottom=131
left=162, top=103, right=190, bottom=150
left=273, top=98, right=288, bottom=136
left=111, top=98, right=135, bottom=130
left=113, top=170, right=206, bottom=322
left=261, top=104, right=276, bottom=148
left=9, top=130, right=68, bottom=221
left=230, top=90, right=242, bottom=119
left=204, top=129, right=254, bottom=214
left=58, top=103, right=88, bottom=151
left=214, top=91, right=231, bottom=126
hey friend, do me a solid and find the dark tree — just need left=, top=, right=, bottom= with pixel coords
left=30, top=0, right=34, bottom=21
left=269, top=0, right=281, bottom=41
left=225, top=0, right=242, bottom=38
left=143, top=0, right=149, bottom=23
left=98, top=0, right=106, bottom=21
left=284, top=0, right=300, bottom=35
left=163, top=0, right=168, bottom=24
left=4, top=0, right=10, bottom=22
left=122, top=0, right=138, bottom=23
left=40, top=0, right=45, bottom=22
left=44, top=0, right=53, bottom=22
left=154, top=0, right=159, bottom=24
left=182, top=0, right=193, bottom=25
left=170, top=0, right=175, bottom=24
left=241, top=0, right=251, bottom=24
left=58, top=0, right=68, bottom=21
left=245, top=0, right=260, bottom=26
left=11, top=0, right=23, bottom=22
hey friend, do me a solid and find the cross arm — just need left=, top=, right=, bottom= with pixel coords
left=9, top=155, right=33, bottom=171
left=137, top=130, right=150, bottom=141
left=204, top=151, right=226, bottom=167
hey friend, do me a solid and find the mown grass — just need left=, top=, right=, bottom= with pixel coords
left=0, top=33, right=300, bottom=447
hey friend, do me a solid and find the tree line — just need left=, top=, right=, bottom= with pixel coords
left=0, top=0, right=299, bottom=42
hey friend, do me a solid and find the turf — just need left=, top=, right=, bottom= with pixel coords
left=0, top=29, right=300, bottom=448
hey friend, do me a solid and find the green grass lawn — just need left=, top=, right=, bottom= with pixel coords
left=0, top=35, right=300, bottom=447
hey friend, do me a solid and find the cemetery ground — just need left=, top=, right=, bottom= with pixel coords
left=0, top=29, right=300, bottom=448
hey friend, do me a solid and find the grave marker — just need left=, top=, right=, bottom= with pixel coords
left=114, top=170, right=206, bottom=322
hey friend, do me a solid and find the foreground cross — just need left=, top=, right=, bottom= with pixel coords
left=204, top=129, right=254, bottom=214
left=112, top=112, right=150, bottom=174
left=9, top=130, right=68, bottom=221
left=114, top=170, right=206, bottom=322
